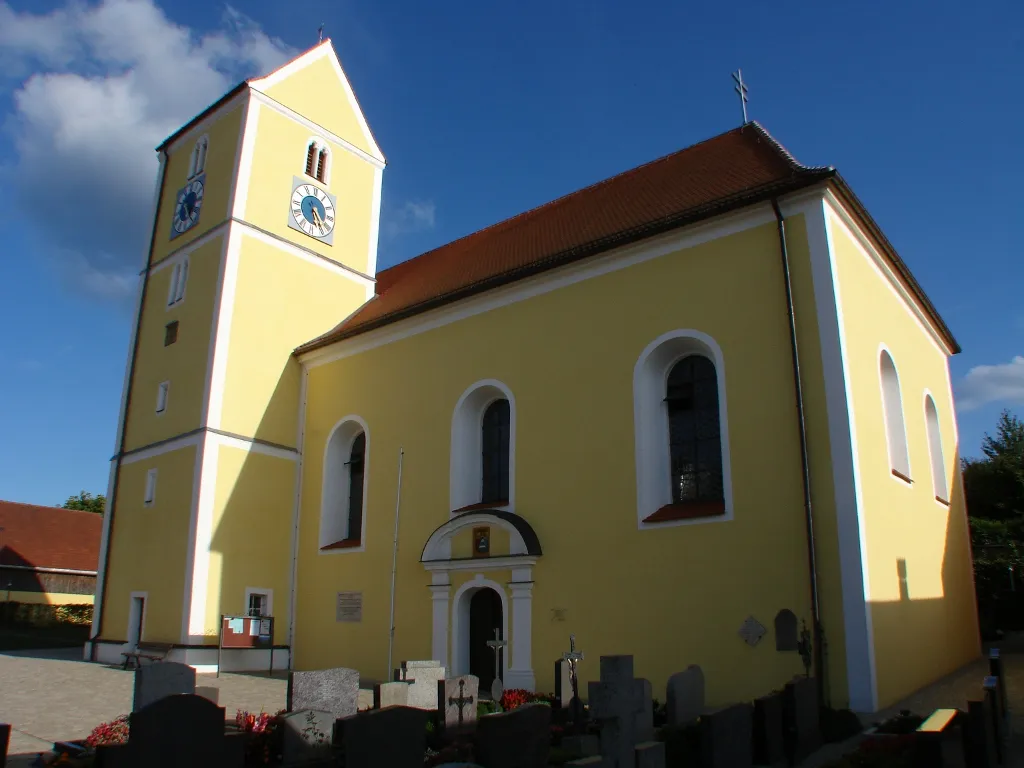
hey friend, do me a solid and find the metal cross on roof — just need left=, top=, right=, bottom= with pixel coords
left=732, top=69, right=749, bottom=125
left=318, top=23, right=325, bottom=44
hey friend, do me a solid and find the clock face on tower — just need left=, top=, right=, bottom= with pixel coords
left=170, top=175, right=205, bottom=239
left=287, top=177, right=337, bottom=245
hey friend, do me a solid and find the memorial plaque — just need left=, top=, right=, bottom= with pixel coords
left=336, top=591, right=363, bottom=623
left=738, top=616, right=767, bottom=647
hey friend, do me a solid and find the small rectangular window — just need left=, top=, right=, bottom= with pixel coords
left=144, top=469, right=157, bottom=506
left=156, top=381, right=169, bottom=414
left=164, top=321, right=179, bottom=346
left=248, top=593, right=268, bottom=617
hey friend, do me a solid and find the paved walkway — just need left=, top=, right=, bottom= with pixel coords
left=3, top=644, right=1024, bottom=766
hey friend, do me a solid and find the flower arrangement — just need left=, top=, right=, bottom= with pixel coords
left=85, top=715, right=129, bottom=748
left=499, top=689, right=554, bottom=711
left=234, top=708, right=286, bottom=766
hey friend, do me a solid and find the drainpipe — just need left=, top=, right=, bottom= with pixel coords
left=90, top=149, right=168, bottom=658
left=771, top=198, right=825, bottom=704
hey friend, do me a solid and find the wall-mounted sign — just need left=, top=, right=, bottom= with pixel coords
left=337, top=591, right=363, bottom=623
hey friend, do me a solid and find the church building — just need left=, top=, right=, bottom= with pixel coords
left=86, top=40, right=980, bottom=714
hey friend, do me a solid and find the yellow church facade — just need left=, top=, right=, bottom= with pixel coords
left=86, top=41, right=979, bottom=714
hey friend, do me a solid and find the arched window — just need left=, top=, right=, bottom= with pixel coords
left=320, top=419, right=369, bottom=550
left=188, top=136, right=208, bottom=179
left=924, top=394, right=948, bottom=502
left=316, top=147, right=329, bottom=183
left=666, top=355, right=723, bottom=505
left=880, top=349, right=911, bottom=481
left=305, top=141, right=318, bottom=177
left=633, top=330, right=732, bottom=527
left=481, top=399, right=510, bottom=504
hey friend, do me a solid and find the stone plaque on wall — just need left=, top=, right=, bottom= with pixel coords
left=336, top=591, right=363, bottom=623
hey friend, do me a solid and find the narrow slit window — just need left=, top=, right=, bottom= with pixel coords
left=164, top=321, right=179, bottom=346
left=346, top=432, right=366, bottom=542
left=317, top=148, right=329, bottom=183
left=666, top=355, right=724, bottom=505
left=144, top=469, right=157, bottom=506
left=156, top=381, right=169, bottom=414
left=880, top=350, right=911, bottom=481
left=305, top=142, right=318, bottom=177
left=481, top=399, right=511, bottom=504
left=925, top=395, right=948, bottom=502
left=167, top=263, right=182, bottom=306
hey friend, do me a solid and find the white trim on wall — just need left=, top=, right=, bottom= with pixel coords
left=450, top=380, right=516, bottom=515
left=288, top=366, right=309, bottom=654
left=300, top=203, right=779, bottom=369
left=162, top=92, right=246, bottom=155
left=319, top=415, right=370, bottom=553
left=89, top=459, right=120, bottom=649
left=227, top=95, right=255, bottom=220
left=792, top=195, right=878, bottom=713
left=179, top=431, right=208, bottom=643
left=366, top=165, right=383, bottom=283
left=185, top=431, right=219, bottom=641
left=204, top=228, right=242, bottom=430
left=632, top=329, right=734, bottom=530
left=244, top=587, right=274, bottom=618
left=450, top=575, right=510, bottom=683
left=236, top=225, right=374, bottom=288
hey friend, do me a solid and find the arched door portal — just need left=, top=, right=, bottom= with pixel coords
left=469, top=588, right=503, bottom=693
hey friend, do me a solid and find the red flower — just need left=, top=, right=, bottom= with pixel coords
left=85, top=715, right=129, bottom=747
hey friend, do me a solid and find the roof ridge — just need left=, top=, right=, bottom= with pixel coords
left=0, top=499, right=102, bottom=517
left=376, top=124, right=760, bottom=283
left=747, top=120, right=833, bottom=174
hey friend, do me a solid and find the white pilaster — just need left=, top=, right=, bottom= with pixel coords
left=507, top=570, right=535, bottom=691
left=429, top=576, right=451, bottom=672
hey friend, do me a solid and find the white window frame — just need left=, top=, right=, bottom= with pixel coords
left=144, top=468, right=157, bottom=507
left=450, top=380, right=516, bottom=514
left=879, top=346, right=912, bottom=483
left=245, top=587, right=273, bottom=618
left=127, top=591, right=148, bottom=648
left=156, top=381, right=170, bottom=414
left=923, top=392, right=948, bottom=503
left=303, top=136, right=331, bottom=186
left=319, top=416, right=370, bottom=553
left=167, top=256, right=189, bottom=307
left=188, top=135, right=209, bottom=179
left=632, top=329, right=734, bottom=529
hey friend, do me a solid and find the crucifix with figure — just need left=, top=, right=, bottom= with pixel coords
left=486, top=627, right=507, bottom=701
left=561, top=634, right=586, bottom=726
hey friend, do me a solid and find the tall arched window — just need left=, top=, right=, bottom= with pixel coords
left=666, top=355, right=724, bottom=505
left=880, top=350, right=911, bottom=481
left=481, top=399, right=510, bottom=504
left=321, top=419, right=369, bottom=550
left=924, top=395, right=948, bottom=502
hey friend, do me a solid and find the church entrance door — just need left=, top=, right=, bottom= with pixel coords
left=468, top=588, right=502, bottom=694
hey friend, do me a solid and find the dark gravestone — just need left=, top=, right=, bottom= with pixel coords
left=982, top=680, right=1003, bottom=764
left=701, top=702, right=753, bottom=768
left=287, top=667, right=359, bottom=718
left=95, top=694, right=243, bottom=768
left=963, top=698, right=996, bottom=768
left=555, top=659, right=573, bottom=707
left=782, top=677, right=821, bottom=765
left=335, top=706, right=428, bottom=768
left=913, top=708, right=965, bottom=768
left=753, top=692, right=785, bottom=767
left=0, top=722, right=9, bottom=765
left=666, top=664, right=704, bottom=726
left=774, top=610, right=798, bottom=653
left=476, top=702, right=552, bottom=768
left=988, top=650, right=1008, bottom=724
left=132, top=661, right=196, bottom=711
left=588, top=655, right=646, bottom=768
left=280, top=709, right=334, bottom=766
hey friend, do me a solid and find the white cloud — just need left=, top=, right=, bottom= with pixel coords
left=957, top=356, right=1024, bottom=411
left=386, top=200, right=436, bottom=238
left=0, top=0, right=296, bottom=301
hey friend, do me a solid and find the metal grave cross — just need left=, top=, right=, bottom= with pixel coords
left=486, top=628, right=507, bottom=700
left=448, top=678, right=474, bottom=726
left=732, top=68, right=749, bottom=125
left=561, top=634, right=585, bottom=700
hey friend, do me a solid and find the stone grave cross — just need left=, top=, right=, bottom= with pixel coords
left=448, top=678, right=474, bottom=727
left=588, top=656, right=646, bottom=768
left=486, top=628, right=507, bottom=701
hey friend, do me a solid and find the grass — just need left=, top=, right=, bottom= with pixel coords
left=0, top=623, right=90, bottom=651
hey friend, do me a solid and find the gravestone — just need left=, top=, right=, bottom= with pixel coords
left=95, top=694, right=244, bottom=768
left=752, top=692, right=785, bottom=767
left=555, top=659, right=573, bottom=707
left=665, top=664, right=704, bottom=726
left=195, top=686, right=219, bottom=705
left=374, top=681, right=410, bottom=708
left=635, top=741, right=666, bottom=768
left=280, top=709, right=334, bottom=766
left=588, top=655, right=646, bottom=768
left=475, top=702, right=552, bottom=768
left=132, top=661, right=196, bottom=712
left=989, top=649, right=1008, bottom=723
left=287, top=666, right=359, bottom=718
left=701, top=702, right=753, bottom=768
left=335, top=706, right=428, bottom=768
left=395, top=660, right=446, bottom=710
left=964, top=698, right=997, bottom=768
left=439, top=675, right=480, bottom=729
left=774, top=610, right=798, bottom=652
left=0, top=723, right=9, bottom=766
left=782, top=677, right=821, bottom=764
left=636, top=679, right=655, bottom=743
left=982, top=679, right=1003, bottom=764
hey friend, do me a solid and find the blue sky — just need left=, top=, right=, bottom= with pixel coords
left=0, top=0, right=1021, bottom=506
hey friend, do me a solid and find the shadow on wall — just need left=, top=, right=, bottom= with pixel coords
left=0, top=548, right=46, bottom=594
left=867, top=456, right=982, bottom=710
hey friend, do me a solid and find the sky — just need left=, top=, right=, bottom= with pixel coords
left=0, top=0, right=1021, bottom=507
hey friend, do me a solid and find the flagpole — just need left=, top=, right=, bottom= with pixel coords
left=386, top=447, right=405, bottom=679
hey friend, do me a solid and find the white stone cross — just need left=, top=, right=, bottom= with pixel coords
left=486, top=628, right=507, bottom=700
left=588, top=655, right=646, bottom=768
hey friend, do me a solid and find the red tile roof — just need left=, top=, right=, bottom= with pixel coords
left=0, top=500, right=102, bottom=573
left=297, top=121, right=958, bottom=355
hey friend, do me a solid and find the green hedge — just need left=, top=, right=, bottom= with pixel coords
left=2, top=601, right=93, bottom=627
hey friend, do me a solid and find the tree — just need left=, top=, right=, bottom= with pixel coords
left=59, top=491, right=106, bottom=514
left=963, top=410, right=1024, bottom=522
